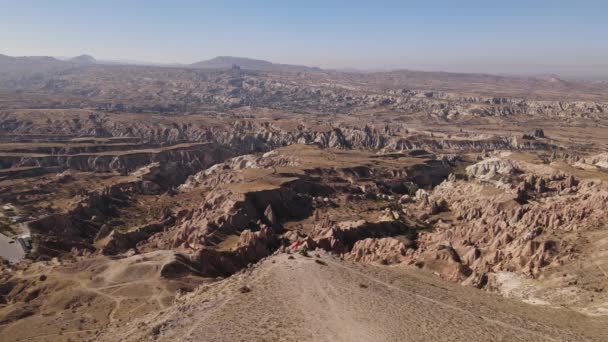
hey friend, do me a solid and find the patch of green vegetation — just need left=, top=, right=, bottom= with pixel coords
left=404, top=182, right=419, bottom=196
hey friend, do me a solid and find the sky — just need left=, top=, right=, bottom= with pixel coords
left=1, top=0, right=608, bottom=78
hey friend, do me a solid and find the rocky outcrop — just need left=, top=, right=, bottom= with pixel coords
left=466, top=157, right=520, bottom=181
left=409, top=167, right=608, bottom=286
left=172, top=187, right=312, bottom=250
left=346, top=237, right=411, bottom=264
left=180, top=151, right=300, bottom=190
left=27, top=161, right=212, bottom=255
left=418, top=244, right=474, bottom=283
left=310, top=218, right=413, bottom=254
left=167, top=224, right=279, bottom=278
left=0, top=143, right=234, bottom=174
left=102, top=215, right=175, bottom=255
left=577, top=152, right=608, bottom=169
left=28, top=183, right=130, bottom=255
left=533, top=129, right=545, bottom=138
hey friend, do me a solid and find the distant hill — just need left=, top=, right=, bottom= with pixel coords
left=189, top=56, right=322, bottom=72
left=363, top=69, right=604, bottom=99
left=0, top=54, right=65, bottom=66
left=69, top=54, right=97, bottom=65
left=1, top=53, right=606, bottom=99
left=0, top=54, right=96, bottom=87
left=0, top=54, right=66, bottom=75
left=0, top=54, right=98, bottom=70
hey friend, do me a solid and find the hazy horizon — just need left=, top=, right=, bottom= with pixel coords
left=2, top=0, right=608, bottom=79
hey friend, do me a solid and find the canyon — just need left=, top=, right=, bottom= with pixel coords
left=1, top=57, right=608, bottom=341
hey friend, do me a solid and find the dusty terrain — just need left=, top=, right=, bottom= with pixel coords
left=1, top=56, right=608, bottom=341
left=98, top=252, right=607, bottom=342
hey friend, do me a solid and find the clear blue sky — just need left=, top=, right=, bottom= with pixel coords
left=1, top=0, right=607, bottom=77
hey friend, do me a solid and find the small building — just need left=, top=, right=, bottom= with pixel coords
left=16, top=233, right=32, bottom=252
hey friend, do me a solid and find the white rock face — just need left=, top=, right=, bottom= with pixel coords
left=415, top=189, right=429, bottom=204
left=577, top=152, right=608, bottom=169
left=466, top=157, right=519, bottom=181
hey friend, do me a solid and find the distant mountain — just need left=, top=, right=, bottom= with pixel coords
left=190, top=56, right=322, bottom=72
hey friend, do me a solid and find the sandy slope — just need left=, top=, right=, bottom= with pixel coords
left=98, top=251, right=607, bottom=342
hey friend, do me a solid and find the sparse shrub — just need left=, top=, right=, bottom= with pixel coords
left=404, top=182, right=418, bottom=197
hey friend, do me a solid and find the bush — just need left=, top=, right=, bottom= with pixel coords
left=404, top=182, right=418, bottom=196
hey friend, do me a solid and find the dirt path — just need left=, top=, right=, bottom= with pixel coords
left=324, top=258, right=565, bottom=341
